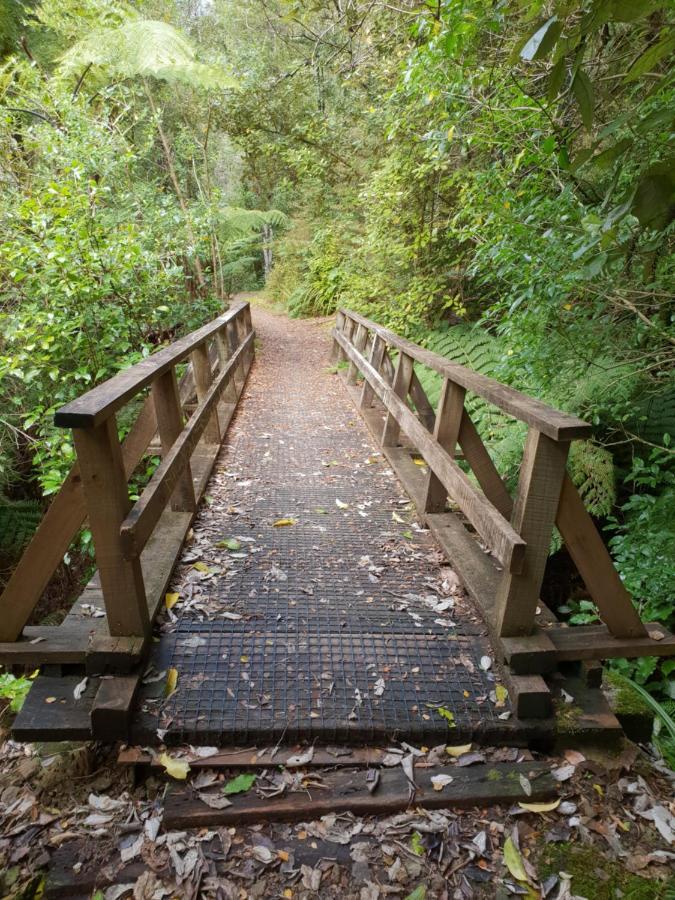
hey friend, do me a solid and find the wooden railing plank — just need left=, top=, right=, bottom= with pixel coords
left=347, top=323, right=368, bottom=385
left=335, top=328, right=526, bottom=573
left=55, top=301, right=248, bottom=428
left=191, top=343, right=221, bottom=444
left=458, top=411, right=514, bottom=520
left=73, top=417, right=149, bottom=637
left=382, top=353, right=413, bottom=447
left=361, top=335, right=386, bottom=409
left=424, top=379, right=466, bottom=513
left=496, top=429, right=569, bottom=638
left=341, top=309, right=591, bottom=441
left=0, top=397, right=157, bottom=642
left=556, top=474, right=647, bottom=639
left=120, top=334, right=253, bottom=559
left=152, top=369, right=196, bottom=513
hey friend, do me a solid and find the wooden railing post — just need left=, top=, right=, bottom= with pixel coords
left=152, top=368, right=196, bottom=512
left=347, top=323, right=368, bottom=385
left=191, top=343, right=221, bottom=444
left=360, top=335, right=386, bottom=409
left=73, top=417, right=149, bottom=637
left=332, top=311, right=346, bottom=363
left=424, top=378, right=466, bottom=513
left=496, top=428, right=570, bottom=637
left=382, top=352, right=414, bottom=446
left=215, top=329, right=237, bottom=402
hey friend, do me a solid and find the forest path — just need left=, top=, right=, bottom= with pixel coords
left=132, top=300, right=513, bottom=745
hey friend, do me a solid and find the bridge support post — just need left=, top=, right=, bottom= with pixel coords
left=424, top=378, right=465, bottom=513
left=496, top=428, right=569, bottom=637
left=382, top=353, right=413, bottom=447
left=191, top=344, right=221, bottom=444
left=73, top=417, right=149, bottom=638
left=152, top=369, right=196, bottom=512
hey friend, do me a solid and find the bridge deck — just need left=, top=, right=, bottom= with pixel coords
left=131, top=305, right=525, bottom=746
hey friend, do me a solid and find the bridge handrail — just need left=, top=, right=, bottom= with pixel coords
left=55, top=301, right=249, bottom=428
left=339, top=308, right=591, bottom=441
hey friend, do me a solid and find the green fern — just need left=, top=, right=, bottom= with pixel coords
left=568, top=440, right=616, bottom=516
left=59, top=19, right=239, bottom=90
left=0, top=498, right=41, bottom=558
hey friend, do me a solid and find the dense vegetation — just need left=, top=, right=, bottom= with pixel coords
left=0, top=1, right=672, bottom=709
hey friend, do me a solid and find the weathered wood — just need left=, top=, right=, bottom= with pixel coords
left=501, top=633, right=559, bottom=676
left=501, top=670, right=552, bottom=719
left=409, top=369, right=436, bottom=432
left=332, top=309, right=346, bottom=363
left=347, top=323, right=367, bottom=385
left=162, top=762, right=556, bottom=829
left=55, top=301, right=248, bottom=427
left=0, top=399, right=157, bottom=642
left=90, top=675, right=140, bottom=741
left=556, top=474, right=647, bottom=639
left=382, top=353, right=414, bottom=447
left=215, top=330, right=237, bottom=402
left=360, top=334, right=386, bottom=409
left=86, top=635, right=145, bottom=675
left=12, top=675, right=99, bottom=742
left=547, top=622, right=675, bottom=661
left=191, top=343, right=221, bottom=444
left=118, top=746, right=396, bottom=769
left=340, top=309, right=591, bottom=441
left=335, top=329, right=526, bottom=573
left=458, top=412, right=514, bottom=519
left=152, top=369, right=196, bottom=513
left=424, top=379, right=466, bottom=513
left=120, top=336, right=250, bottom=558
left=73, top=418, right=149, bottom=637
left=496, top=429, right=569, bottom=637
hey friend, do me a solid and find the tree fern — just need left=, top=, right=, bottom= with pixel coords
left=0, top=498, right=41, bottom=559
left=59, top=19, right=239, bottom=90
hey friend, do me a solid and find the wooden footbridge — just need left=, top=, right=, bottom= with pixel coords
left=2, top=300, right=673, bottom=746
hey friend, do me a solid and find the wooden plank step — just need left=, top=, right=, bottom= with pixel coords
left=119, top=746, right=399, bottom=769
left=12, top=675, right=99, bottom=742
left=163, top=761, right=556, bottom=829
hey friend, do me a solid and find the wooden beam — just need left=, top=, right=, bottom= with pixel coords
left=335, top=330, right=526, bottom=573
left=152, top=369, right=196, bottom=513
left=163, top=762, right=556, bottom=829
left=556, top=474, right=647, bottom=639
left=409, top=370, right=436, bottom=432
left=382, top=353, right=413, bottom=447
left=191, top=343, right=220, bottom=444
left=496, top=429, right=569, bottom=637
left=424, top=379, right=465, bottom=513
left=73, top=417, right=149, bottom=637
left=360, top=334, right=386, bottom=409
left=546, top=622, right=675, bottom=661
left=90, top=675, right=140, bottom=741
left=120, top=336, right=251, bottom=559
left=55, top=302, right=248, bottom=428
left=339, top=309, right=591, bottom=441
left=347, top=323, right=368, bottom=385
left=0, top=399, right=157, bottom=642
left=458, top=412, right=514, bottom=520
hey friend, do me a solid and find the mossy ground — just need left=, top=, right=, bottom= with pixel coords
left=538, top=842, right=673, bottom=900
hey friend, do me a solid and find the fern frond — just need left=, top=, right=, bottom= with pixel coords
left=0, top=498, right=41, bottom=558
left=568, top=440, right=616, bottom=517
left=218, top=207, right=288, bottom=241
left=59, top=20, right=239, bottom=90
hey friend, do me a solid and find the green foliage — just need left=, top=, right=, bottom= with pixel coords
left=0, top=672, right=33, bottom=712
left=0, top=498, right=42, bottom=558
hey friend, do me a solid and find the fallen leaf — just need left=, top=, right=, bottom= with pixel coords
left=436, top=707, right=455, bottom=726
left=495, top=684, right=508, bottom=704
left=216, top=537, right=242, bottom=550
left=446, top=743, right=472, bottom=757
left=73, top=677, right=88, bottom=700
left=286, top=747, right=314, bottom=767
left=197, top=792, right=232, bottom=809
left=165, top=667, right=178, bottom=697
left=480, top=655, right=492, bottom=671
left=273, top=518, right=296, bottom=527
left=165, top=592, right=180, bottom=610
left=430, top=774, right=454, bottom=791
left=518, top=799, right=561, bottom=813
left=405, top=887, right=426, bottom=900
left=519, top=774, right=532, bottom=796
left=373, top=677, right=385, bottom=697
left=158, top=752, right=190, bottom=780
left=335, top=499, right=349, bottom=509
left=410, top=832, right=425, bottom=856
left=503, top=835, right=528, bottom=883
left=223, top=773, right=256, bottom=794
left=192, top=561, right=210, bottom=573
left=45, top=697, right=57, bottom=704
left=551, top=764, right=575, bottom=782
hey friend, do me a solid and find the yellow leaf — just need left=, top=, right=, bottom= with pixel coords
left=495, top=684, right=508, bottom=703
left=563, top=303, right=573, bottom=311
left=283, top=890, right=293, bottom=899
left=192, top=561, right=209, bottom=573
left=45, top=696, right=57, bottom=704
left=165, top=592, right=180, bottom=610
left=158, top=752, right=190, bottom=780
left=446, top=743, right=472, bottom=757
left=240, top=655, right=249, bottom=663
left=165, top=667, right=178, bottom=697
left=503, top=836, right=528, bottom=883
left=413, top=458, right=427, bottom=467
left=518, top=799, right=560, bottom=813
left=593, top=783, right=604, bottom=796
left=278, top=850, right=290, bottom=862
left=273, top=518, right=296, bottom=527
left=447, top=126, right=455, bottom=142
